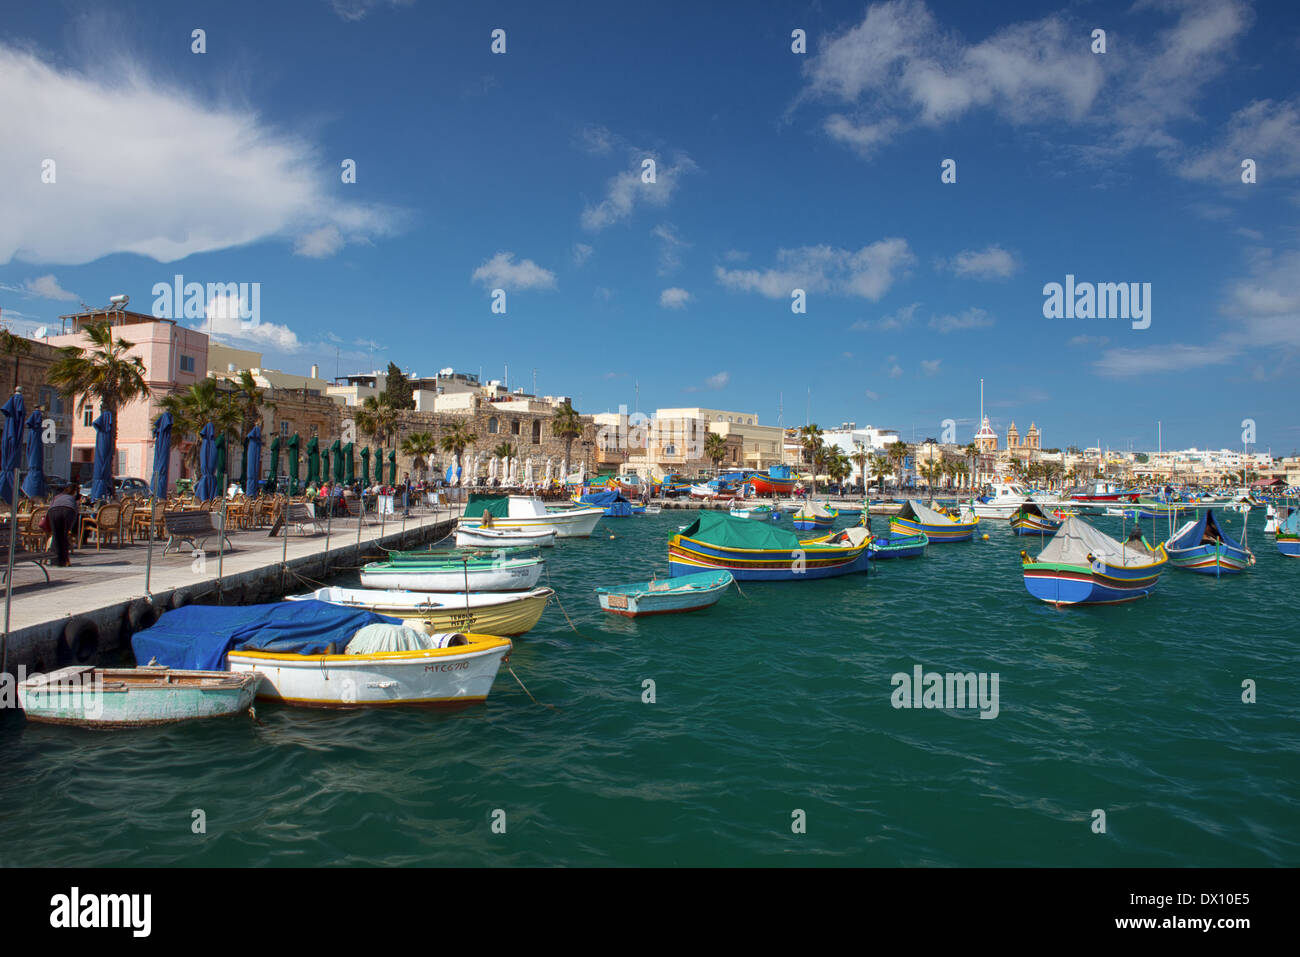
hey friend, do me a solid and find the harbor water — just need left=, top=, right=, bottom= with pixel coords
left=2, top=508, right=1297, bottom=866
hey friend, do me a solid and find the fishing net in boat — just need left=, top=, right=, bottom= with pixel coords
left=347, top=623, right=440, bottom=654
left=1037, top=515, right=1156, bottom=567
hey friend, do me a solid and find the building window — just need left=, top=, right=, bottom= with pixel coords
left=180, top=355, right=195, bottom=373
left=280, top=420, right=290, bottom=436
left=488, top=416, right=499, bottom=434
left=511, top=419, right=520, bottom=435
left=83, top=408, right=93, bottom=427
left=531, top=420, right=541, bottom=444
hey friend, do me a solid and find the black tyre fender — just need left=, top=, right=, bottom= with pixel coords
left=59, top=618, right=100, bottom=666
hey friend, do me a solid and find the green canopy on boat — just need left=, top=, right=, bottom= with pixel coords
left=678, top=510, right=801, bottom=550
left=465, top=493, right=511, bottom=518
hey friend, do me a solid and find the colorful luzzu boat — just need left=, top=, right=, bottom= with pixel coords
left=1021, top=516, right=1168, bottom=606
left=668, top=512, right=869, bottom=581
left=866, top=531, right=928, bottom=558
left=791, top=501, right=837, bottom=530
left=750, top=466, right=797, bottom=496
left=890, top=500, right=979, bottom=542
left=1163, top=509, right=1254, bottom=576
left=1009, top=502, right=1063, bottom=536
left=1275, top=506, right=1300, bottom=557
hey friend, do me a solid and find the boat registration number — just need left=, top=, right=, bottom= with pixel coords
left=607, top=595, right=628, bottom=609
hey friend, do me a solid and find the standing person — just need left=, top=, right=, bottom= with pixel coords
left=47, top=483, right=80, bottom=567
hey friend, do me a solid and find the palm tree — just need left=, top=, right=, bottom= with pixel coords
left=962, top=442, right=979, bottom=491
left=919, top=461, right=943, bottom=503
left=797, top=424, right=824, bottom=496
left=356, top=393, right=398, bottom=450
left=47, top=319, right=149, bottom=453
left=159, top=378, right=242, bottom=473
left=551, top=399, right=583, bottom=478
left=231, top=370, right=275, bottom=441
left=400, top=430, right=438, bottom=481
left=869, top=454, right=891, bottom=494
left=439, top=419, right=477, bottom=479
left=850, top=442, right=870, bottom=495
left=0, top=326, right=32, bottom=395
left=828, top=450, right=852, bottom=490
left=887, top=440, right=910, bottom=491
left=704, top=432, right=728, bottom=471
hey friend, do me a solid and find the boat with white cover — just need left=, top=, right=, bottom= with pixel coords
left=458, top=493, right=603, bottom=538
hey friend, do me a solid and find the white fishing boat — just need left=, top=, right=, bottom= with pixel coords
left=359, top=554, right=545, bottom=592
left=970, top=480, right=1049, bottom=518
left=458, top=493, right=602, bottom=538
left=17, top=666, right=260, bottom=728
left=290, top=586, right=552, bottom=635
left=227, top=632, right=512, bottom=710
left=454, top=525, right=557, bottom=548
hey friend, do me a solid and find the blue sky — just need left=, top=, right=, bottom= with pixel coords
left=2, top=0, right=1299, bottom=453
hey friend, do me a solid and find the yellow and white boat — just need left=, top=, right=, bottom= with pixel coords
left=290, top=586, right=552, bottom=636
left=227, top=632, right=512, bottom=710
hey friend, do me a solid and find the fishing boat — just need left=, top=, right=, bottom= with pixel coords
left=132, top=601, right=512, bottom=710
left=16, top=666, right=260, bottom=728
left=791, top=501, right=837, bottom=531
left=890, top=500, right=980, bottom=542
left=359, top=553, right=544, bottom=591
left=831, top=504, right=864, bottom=519
left=595, top=570, right=733, bottom=617
left=458, top=493, right=603, bottom=538
left=1163, top=510, right=1254, bottom=576
left=689, top=479, right=741, bottom=500
left=642, top=504, right=663, bottom=515
left=1276, top=507, right=1300, bottom=557
left=1009, top=502, right=1063, bottom=536
left=668, top=512, right=870, bottom=581
left=576, top=488, right=640, bottom=517
left=730, top=503, right=779, bottom=521
left=1021, top=515, right=1168, bottom=606
left=290, top=586, right=553, bottom=635
left=1122, top=498, right=1193, bottom=522
left=454, top=525, right=557, bottom=548
left=750, top=465, right=797, bottom=496
left=867, top=531, right=928, bottom=559
left=1065, top=479, right=1141, bottom=505
left=971, top=480, right=1046, bottom=518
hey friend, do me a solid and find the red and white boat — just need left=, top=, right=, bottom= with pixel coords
left=1066, top=479, right=1140, bottom=504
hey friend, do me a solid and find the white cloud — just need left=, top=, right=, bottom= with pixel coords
left=20, top=274, right=78, bottom=301
left=573, top=243, right=594, bottom=266
left=716, top=239, right=914, bottom=301
left=888, top=363, right=903, bottom=378
left=581, top=152, right=697, bottom=231
left=946, top=245, right=1018, bottom=279
left=851, top=301, right=919, bottom=331
left=293, top=225, right=345, bottom=259
left=929, top=307, right=993, bottom=333
left=1093, top=344, right=1232, bottom=377
left=921, top=358, right=942, bottom=376
left=1067, top=334, right=1110, bottom=347
left=660, top=287, right=692, bottom=309
left=652, top=223, right=690, bottom=274
left=471, top=252, right=557, bottom=291
left=0, top=43, right=398, bottom=266
left=200, top=295, right=301, bottom=353
left=684, top=371, right=729, bottom=392
left=1180, top=98, right=1300, bottom=183
left=799, top=0, right=1251, bottom=166
left=328, top=0, right=414, bottom=21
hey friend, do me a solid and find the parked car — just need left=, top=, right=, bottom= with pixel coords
left=80, top=476, right=150, bottom=499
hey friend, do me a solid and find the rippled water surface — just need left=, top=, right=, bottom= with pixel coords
left=3, top=509, right=1297, bottom=866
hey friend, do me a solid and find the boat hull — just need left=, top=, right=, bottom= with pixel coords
left=667, top=537, right=869, bottom=581
left=867, top=532, right=928, bottom=559
left=1277, top=536, right=1300, bottom=557
left=291, top=587, right=552, bottom=635
left=454, top=526, right=556, bottom=548
left=891, top=514, right=979, bottom=542
left=17, top=667, right=260, bottom=728
left=1010, top=514, right=1062, bottom=535
left=1167, top=543, right=1253, bottom=575
left=750, top=474, right=796, bottom=495
left=359, top=560, right=544, bottom=592
left=1022, top=558, right=1166, bottom=605
left=596, top=571, right=732, bottom=617
left=458, top=506, right=603, bottom=538
left=227, top=635, right=512, bottom=709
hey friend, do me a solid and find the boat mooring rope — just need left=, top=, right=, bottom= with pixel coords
left=543, top=563, right=586, bottom=637
left=509, top=666, right=559, bottom=711
left=732, top=579, right=749, bottom=600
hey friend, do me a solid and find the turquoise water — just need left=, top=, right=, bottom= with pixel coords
left=2, top=508, right=1297, bottom=866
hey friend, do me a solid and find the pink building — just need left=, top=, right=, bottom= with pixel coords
left=45, top=309, right=209, bottom=484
